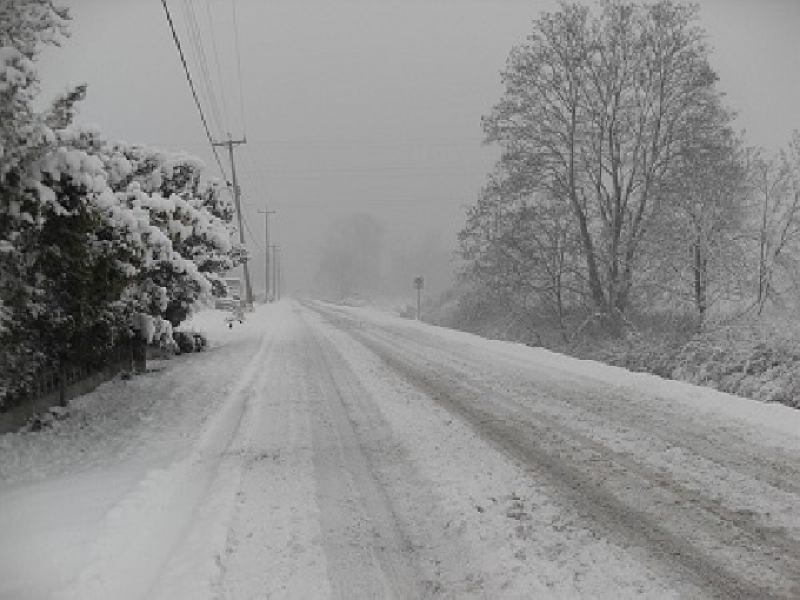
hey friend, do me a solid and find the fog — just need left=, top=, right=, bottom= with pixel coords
left=36, top=0, right=800, bottom=299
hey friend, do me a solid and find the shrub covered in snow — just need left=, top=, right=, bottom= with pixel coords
left=429, top=284, right=800, bottom=410
left=0, top=4, right=242, bottom=410
left=173, top=330, right=208, bottom=354
left=669, top=324, right=800, bottom=408
left=571, top=317, right=800, bottom=410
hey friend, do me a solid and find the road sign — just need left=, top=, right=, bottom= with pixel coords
left=414, top=277, right=424, bottom=320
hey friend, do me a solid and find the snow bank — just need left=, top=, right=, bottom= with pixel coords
left=331, top=303, right=800, bottom=443
left=0, top=307, right=271, bottom=599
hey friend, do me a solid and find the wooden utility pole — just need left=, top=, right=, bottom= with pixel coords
left=259, top=209, right=275, bottom=301
left=270, top=245, right=279, bottom=301
left=277, top=247, right=282, bottom=300
left=213, top=135, right=253, bottom=307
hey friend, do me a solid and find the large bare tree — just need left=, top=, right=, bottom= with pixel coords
left=482, top=0, right=732, bottom=331
left=643, top=110, right=749, bottom=319
left=460, top=169, right=583, bottom=339
left=749, top=134, right=800, bottom=312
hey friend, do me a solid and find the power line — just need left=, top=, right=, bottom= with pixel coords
left=239, top=165, right=488, bottom=175
left=244, top=144, right=270, bottom=202
left=261, top=196, right=471, bottom=205
left=230, top=0, right=248, bottom=136
left=160, top=0, right=229, bottom=182
left=242, top=138, right=485, bottom=147
left=180, top=0, right=226, bottom=137
left=137, top=137, right=486, bottom=149
left=205, top=0, right=231, bottom=135
left=243, top=212, right=262, bottom=251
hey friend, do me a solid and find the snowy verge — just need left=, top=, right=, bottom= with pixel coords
left=52, top=315, right=271, bottom=600
left=320, top=303, right=800, bottom=444
left=0, top=307, right=272, bottom=600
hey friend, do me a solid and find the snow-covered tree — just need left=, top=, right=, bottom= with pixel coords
left=641, top=114, right=750, bottom=319
left=54, top=127, right=245, bottom=325
left=0, top=1, right=242, bottom=406
left=111, top=146, right=242, bottom=325
left=460, top=169, right=583, bottom=339
left=748, top=134, right=800, bottom=312
left=481, top=0, right=733, bottom=333
left=0, top=0, right=75, bottom=402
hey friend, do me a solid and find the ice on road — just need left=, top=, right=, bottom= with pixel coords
left=2, top=300, right=800, bottom=599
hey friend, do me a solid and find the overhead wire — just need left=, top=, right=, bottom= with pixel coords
left=177, top=1, right=214, bottom=131
left=243, top=214, right=262, bottom=251
left=205, top=0, right=232, bottom=136
left=166, top=0, right=256, bottom=256
left=180, top=0, right=226, bottom=137
left=230, top=0, right=248, bottom=136
left=224, top=0, right=256, bottom=256
left=160, top=0, right=229, bottom=182
left=230, top=145, right=266, bottom=251
left=242, top=138, right=485, bottom=147
left=244, top=145, right=269, bottom=199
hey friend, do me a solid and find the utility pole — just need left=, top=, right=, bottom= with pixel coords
left=271, top=245, right=279, bottom=301
left=213, top=135, right=253, bottom=307
left=276, top=246, right=282, bottom=300
left=258, top=209, right=275, bottom=301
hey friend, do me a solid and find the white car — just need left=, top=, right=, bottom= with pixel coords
left=215, top=294, right=240, bottom=310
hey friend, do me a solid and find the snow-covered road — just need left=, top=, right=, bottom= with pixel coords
left=2, top=300, right=800, bottom=599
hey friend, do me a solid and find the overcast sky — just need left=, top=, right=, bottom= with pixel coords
left=36, top=0, right=800, bottom=294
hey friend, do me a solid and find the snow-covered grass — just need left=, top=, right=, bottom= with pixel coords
left=426, top=288, right=800, bottom=411
left=0, top=306, right=269, bottom=600
left=340, top=302, right=800, bottom=441
left=578, top=317, right=800, bottom=410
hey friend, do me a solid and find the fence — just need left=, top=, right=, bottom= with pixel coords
left=0, top=341, right=147, bottom=434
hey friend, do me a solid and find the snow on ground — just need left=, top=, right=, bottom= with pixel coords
left=309, top=308, right=680, bottom=598
left=2, top=299, right=799, bottom=599
left=0, top=306, right=273, bottom=600
left=310, top=301, right=800, bottom=596
left=335, top=302, right=800, bottom=444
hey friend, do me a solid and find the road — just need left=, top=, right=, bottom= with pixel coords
left=219, top=300, right=800, bottom=598
left=3, top=300, right=800, bottom=599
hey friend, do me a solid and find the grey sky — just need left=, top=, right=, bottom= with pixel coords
left=37, top=0, right=800, bottom=295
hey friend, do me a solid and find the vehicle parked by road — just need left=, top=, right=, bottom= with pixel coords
left=215, top=277, right=242, bottom=310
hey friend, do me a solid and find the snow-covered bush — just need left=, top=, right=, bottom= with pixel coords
left=670, top=325, right=800, bottom=407
left=573, top=316, right=800, bottom=409
left=173, top=330, right=208, bottom=354
left=0, top=2, right=241, bottom=409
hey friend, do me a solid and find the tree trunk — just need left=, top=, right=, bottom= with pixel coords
left=693, top=240, right=707, bottom=319
left=58, top=362, right=67, bottom=407
left=133, top=338, right=147, bottom=374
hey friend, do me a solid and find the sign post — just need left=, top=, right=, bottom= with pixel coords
left=414, top=276, right=424, bottom=320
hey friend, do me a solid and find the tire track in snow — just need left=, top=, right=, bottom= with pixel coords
left=372, top=316, right=800, bottom=500
left=322, top=304, right=800, bottom=551
left=303, top=311, right=425, bottom=599
left=55, top=331, right=273, bottom=600
left=216, top=306, right=423, bottom=599
left=310, top=302, right=800, bottom=599
left=366, top=335, right=800, bottom=599
left=320, top=303, right=800, bottom=502
left=215, top=315, right=331, bottom=599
